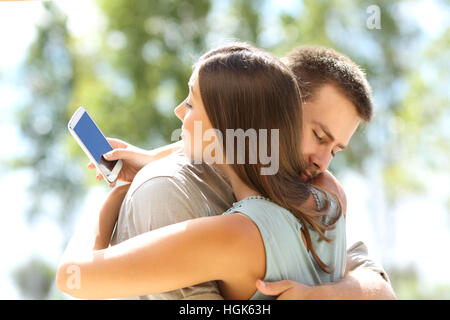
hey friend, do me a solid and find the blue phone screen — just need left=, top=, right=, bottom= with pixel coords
left=73, top=112, right=117, bottom=173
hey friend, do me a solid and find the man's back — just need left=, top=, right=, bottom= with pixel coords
left=111, top=149, right=235, bottom=299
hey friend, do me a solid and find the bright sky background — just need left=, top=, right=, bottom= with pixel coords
left=0, top=0, right=449, bottom=299
left=0, top=0, right=106, bottom=299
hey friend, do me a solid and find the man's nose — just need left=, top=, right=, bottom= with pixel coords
left=312, top=150, right=332, bottom=172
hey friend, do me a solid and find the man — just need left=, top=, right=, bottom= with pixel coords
left=101, top=46, right=396, bottom=299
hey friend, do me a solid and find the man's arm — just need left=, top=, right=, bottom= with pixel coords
left=257, top=170, right=396, bottom=300
left=256, top=241, right=396, bottom=299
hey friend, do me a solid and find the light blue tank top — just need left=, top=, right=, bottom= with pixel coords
left=222, top=186, right=346, bottom=300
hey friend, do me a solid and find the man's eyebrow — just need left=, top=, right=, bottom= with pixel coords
left=313, top=121, right=347, bottom=150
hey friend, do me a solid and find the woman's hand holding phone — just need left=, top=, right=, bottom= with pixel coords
left=88, top=138, right=184, bottom=187
left=88, top=138, right=155, bottom=187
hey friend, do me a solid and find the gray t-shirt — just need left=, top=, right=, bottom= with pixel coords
left=110, top=149, right=390, bottom=299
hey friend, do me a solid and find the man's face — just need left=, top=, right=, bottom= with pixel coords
left=300, top=83, right=361, bottom=181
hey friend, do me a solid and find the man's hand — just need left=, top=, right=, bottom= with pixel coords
left=256, top=280, right=329, bottom=300
left=88, top=138, right=154, bottom=187
left=256, top=269, right=397, bottom=300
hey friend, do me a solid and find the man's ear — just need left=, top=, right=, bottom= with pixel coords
left=311, top=170, right=347, bottom=219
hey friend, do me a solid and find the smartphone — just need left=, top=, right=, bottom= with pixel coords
left=68, top=106, right=123, bottom=183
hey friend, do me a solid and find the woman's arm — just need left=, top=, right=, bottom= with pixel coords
left=89, top=139, right=184, bottom=187
left=104, top=139, right=183, bottom=165
left=56, top=210, right=264, bottom=300
left=148, top=140, right=184, bottom=160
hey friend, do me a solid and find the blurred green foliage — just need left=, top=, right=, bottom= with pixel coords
left=7, top=0, right=450, bottom=299
left=14, top=2, right=80, bottom=226
left=389, top=265, right=450, bottom=299
left=13, top=257, right=55, bottom=299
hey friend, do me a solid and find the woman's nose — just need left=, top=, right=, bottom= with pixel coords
left=174, top=103, right=185, bottom=121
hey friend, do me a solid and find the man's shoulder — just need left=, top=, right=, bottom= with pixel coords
left=311, top=170, right=347, bottom=217
left=127, top=149, right=215, bottom=199
left=115, top=151, right=212, bottom=237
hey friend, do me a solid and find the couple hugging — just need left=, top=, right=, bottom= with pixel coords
left=57, top=42, right=396, bottom=300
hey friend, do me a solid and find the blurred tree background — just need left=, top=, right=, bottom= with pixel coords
left=1, top=0, right=449, bottom=299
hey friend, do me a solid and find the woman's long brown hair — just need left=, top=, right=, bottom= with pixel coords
left=196, top=43, right=341, bottom=273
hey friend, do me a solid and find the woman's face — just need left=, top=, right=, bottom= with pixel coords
left=174, top=68, right=214, bottom=161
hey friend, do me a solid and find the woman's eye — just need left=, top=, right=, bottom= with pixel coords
left=185, top=101, right=193, bottom=109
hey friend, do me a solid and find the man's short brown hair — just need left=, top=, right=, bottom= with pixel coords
left=282, top=46, right=373, bottom=122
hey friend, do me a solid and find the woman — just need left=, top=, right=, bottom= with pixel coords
left=56, top=43, right=346, bottom=300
